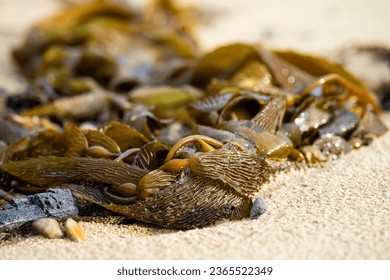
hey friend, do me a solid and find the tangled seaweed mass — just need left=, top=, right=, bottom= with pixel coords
left=0, top=0, right=387, bottom=230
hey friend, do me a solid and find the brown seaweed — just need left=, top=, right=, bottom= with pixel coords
left=2, top=156, right=148, bottom=188
left=0, top=0, right=388, bottom=232
left=99, top=173, right=252, bottom=229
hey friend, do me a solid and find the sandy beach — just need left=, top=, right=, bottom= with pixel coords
left=0, top=0, right=389, bottom=259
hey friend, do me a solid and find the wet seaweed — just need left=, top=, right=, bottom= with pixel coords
left=0, top=0, right=387, bottom=231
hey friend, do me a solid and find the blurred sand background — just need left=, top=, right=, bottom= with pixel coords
left=0, top=0, right=389, bottom=259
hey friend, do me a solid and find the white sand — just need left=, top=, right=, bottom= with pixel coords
left=0, top=0, right=389, bottom=259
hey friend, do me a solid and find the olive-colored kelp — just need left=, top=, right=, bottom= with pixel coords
left=0, top=0, right=387, bottom=230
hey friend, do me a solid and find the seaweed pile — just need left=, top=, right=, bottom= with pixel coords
left=0, top=0, right=387, bottom=230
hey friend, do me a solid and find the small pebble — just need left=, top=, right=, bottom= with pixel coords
left=32, top=218, right=64, bottom=239
left=64, top=218, right=86, bottom=242
left=250, top=197, right=268, bottom=219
